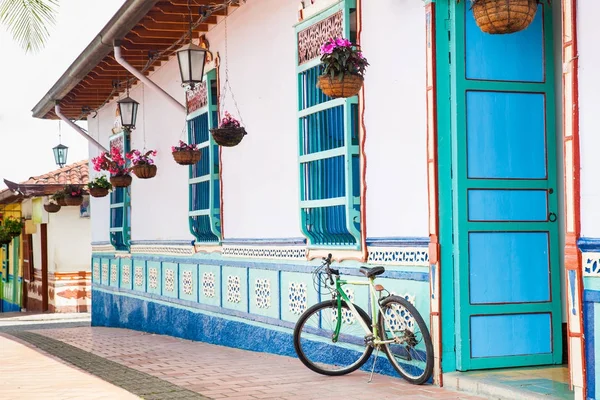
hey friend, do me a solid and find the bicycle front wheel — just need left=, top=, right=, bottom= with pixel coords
left=293, top=300, right=373, bottom=376
left=378, top=295, right=433, bottom=385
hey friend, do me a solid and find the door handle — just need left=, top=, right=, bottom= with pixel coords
left=548, top=212, right=557, bottom=222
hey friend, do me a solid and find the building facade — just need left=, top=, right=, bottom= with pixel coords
left=31, top=0, right=600, bottom=398
left=0, top=161, right=92, bottom=313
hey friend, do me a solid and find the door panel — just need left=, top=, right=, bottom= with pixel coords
left=452, top=1, right=561, bottom=370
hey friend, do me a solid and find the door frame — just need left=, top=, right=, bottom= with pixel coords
left=434, top=0, right=564, bottom=373
left=41, top=223, right=48, bottom=312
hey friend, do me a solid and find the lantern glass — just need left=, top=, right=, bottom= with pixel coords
left=177, top=43, right=207, bottom=86
left=118, top=96, right=139, bottom=129
left=53, top=144, right=68, bottom=168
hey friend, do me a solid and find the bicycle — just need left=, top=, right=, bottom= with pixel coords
left=293, top=254, right=434, bottom=385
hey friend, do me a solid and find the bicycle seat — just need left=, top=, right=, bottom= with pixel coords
left=359, top=266, right=385, bottom=278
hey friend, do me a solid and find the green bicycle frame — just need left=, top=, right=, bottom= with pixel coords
left=332, top=276, right=383, bottom=343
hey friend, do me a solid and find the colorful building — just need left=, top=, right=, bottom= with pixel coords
left=0, top=203, right=23, bottom=312
left=29, top=0, right=600, bottom=398
left=0, top=161, right=92, bottom=313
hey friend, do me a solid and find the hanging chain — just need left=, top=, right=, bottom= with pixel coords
left=219, top=13, right=245, bottom=127
left=142, top=83, right=147, bottom=152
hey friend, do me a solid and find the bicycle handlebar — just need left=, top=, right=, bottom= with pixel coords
left=321, top=253, right=339, bottom=285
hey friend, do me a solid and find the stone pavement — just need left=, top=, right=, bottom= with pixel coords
left=2, top=325, right=488, bottom=400
left=0, top=334, right=138, bottom=400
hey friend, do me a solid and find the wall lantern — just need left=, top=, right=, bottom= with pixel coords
left=53, top=121, right=68, bottom=168
left=117, top=90, right=139, bottom=130
left=177, top=43, right=208, bottom=88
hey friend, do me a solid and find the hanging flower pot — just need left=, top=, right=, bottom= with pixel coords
left=317, top=38, right=368, bottom=99
left=64, top=196, right=83, bottom=206
left=132, top=164, right=157, bottom=179
left=63, top=184, right=84, bottom=206
left=3, top=217, right=23, bottom=238
left=51, top=190, right=67, bottom=207
left=172, top=141, right=201, bottom=165
left=471, top=0, right=538, bottom=35
left=317, top=75, right=364, bottom=99
left=110, top=174, right=132, bottom=188
left=86, top=176, right=112, bottom=198
left=127, top=149, right=158, bottom=179
left=210, top=112, right=247, bottom=147
left=44, top=203, right=61, bottom=213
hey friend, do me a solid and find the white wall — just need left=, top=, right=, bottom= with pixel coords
left=577, top=1, right=600, bottom=238
left=362, top=0, right=428, bottom=238
left=47, top=205, right=91, bottom=273
left=89, top=0, right=431, bottom=243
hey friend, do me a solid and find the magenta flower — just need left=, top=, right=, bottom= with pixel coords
left=335, top=38, right=352, bottom=47
left=320, top=42, right=335, bottom=55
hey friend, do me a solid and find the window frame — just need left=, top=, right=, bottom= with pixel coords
left=186, top=68, right=221, bottom=244
left=109, top=130, right=131, bottom=251
left=295, top=0, right=362, bottom=250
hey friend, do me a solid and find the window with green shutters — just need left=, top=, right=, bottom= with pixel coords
left=187, top=69, right=221, bottom=244
left=296, top=1, right=361, bottom=249
left=109, top=131, right=131, bottom=251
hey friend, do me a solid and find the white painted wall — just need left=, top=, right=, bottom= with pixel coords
left=577, top=1, right=600, bottom=238
left=89, top=0, right=430, bottom=243
left=47, top=205, right=91, bottom=273
left=362, top=0, right=428, bottom=238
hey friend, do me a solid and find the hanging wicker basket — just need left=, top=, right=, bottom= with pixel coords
left=44, top=203, right=61, bottom=213
left=56, top=198, right=67, bottom=207
left=89, top=187, right=110, bottom=198
left=110, top=174, right=133, bottom=188
left=471, top=0, right=538, bottom=35
left=210, top=127, right=247, bottom=147
left=132, top=164, right=157, bottom=179
left=0, top=239, right=10, bottom=246
left=317, top=74, right=364, bottom=99
left=173, top=150, right=201, bottom=165
left=64, top=196, right=83, bottom=207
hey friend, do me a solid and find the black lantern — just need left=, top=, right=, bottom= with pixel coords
left=177, top=42, right=207, bottom=88
left=117, top=95, right=139, bottom=130
left=53, top=143, right=68, bottom=168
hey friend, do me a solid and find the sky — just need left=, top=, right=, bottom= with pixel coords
left=0, top=0, right=126, bottom=188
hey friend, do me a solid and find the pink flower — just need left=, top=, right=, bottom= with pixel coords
left=335, top=38, right=352, bottom=47
left=320, top=42, right=335, bottom=55
left=171, top=146, right=176, bottom=152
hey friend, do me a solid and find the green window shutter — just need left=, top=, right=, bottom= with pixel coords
left=109, top=131, right=131, bottom=251
left=187, top=69, right=221, bottom=244
left=1, top=244, right=7, bottom=282
left=295, top=0, right=361, bottom=249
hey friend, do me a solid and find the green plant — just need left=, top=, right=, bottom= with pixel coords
left=0, top=226, right=11, bottom=245
left=51, top=190, right=65, bottom=202
left=87, top=175, right=112, bottom=190
left=0, top=0, right=59, bottom=53
left=320, top=38, right=369, bottom=80
left=2, top=216, right=23, bottom=237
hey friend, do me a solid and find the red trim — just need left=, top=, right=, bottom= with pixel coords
left=357, top=0, right=368, bottom=263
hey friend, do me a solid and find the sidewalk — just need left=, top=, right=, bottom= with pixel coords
left=9, top=326, right=486, bottom=400
left=0, top=334, right=138, bottom=400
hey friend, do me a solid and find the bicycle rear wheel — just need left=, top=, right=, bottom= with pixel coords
left=293, top=300, right=373, bottom=376
left=378, top=295, right=433, bottom=385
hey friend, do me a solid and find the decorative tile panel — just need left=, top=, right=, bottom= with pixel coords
left=183, top=270, right=194, bottom=296
left=130, top=245, right=194, bottom=257
left=584, top=252, right=600, bottom=276
left=227, top=275, right=241, bottom=304
left=333, top=288, right=356, bottom=325
left=92, top=244, right=115, bottom=253
left=110, top=264, right=118, bottom=285
left=255, top=279, right=271, bottom=309
left=289, top=282, right=308, bottom=315
left=383, top=293, right=417, bottom=332
left=368, top=246, right=429, bottom=266
left=186, top=80, right=208, bottom=113
left=149, top=267, right=159, bottom=290
left=165, top=269, right=175, bottom=293
left=223, top=245, right=306, bottom=260
left=134, top=266, right=144, bottom=288
left=122, top=264, right=131, bottom=285
left=202, top=272, right=216, bottom=298
left=93, top=261, right=100, bottom=283
left=101, top=262, right=109, bottom=284
left=297, top=11, right=343, bottom=65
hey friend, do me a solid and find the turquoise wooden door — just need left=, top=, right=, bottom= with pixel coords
left=451, top=2, right=562, bottom=370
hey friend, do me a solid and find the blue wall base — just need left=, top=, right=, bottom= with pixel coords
left=1, top=300, right=20, bottom=313
left=92, top=288, right=421, bottom=380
